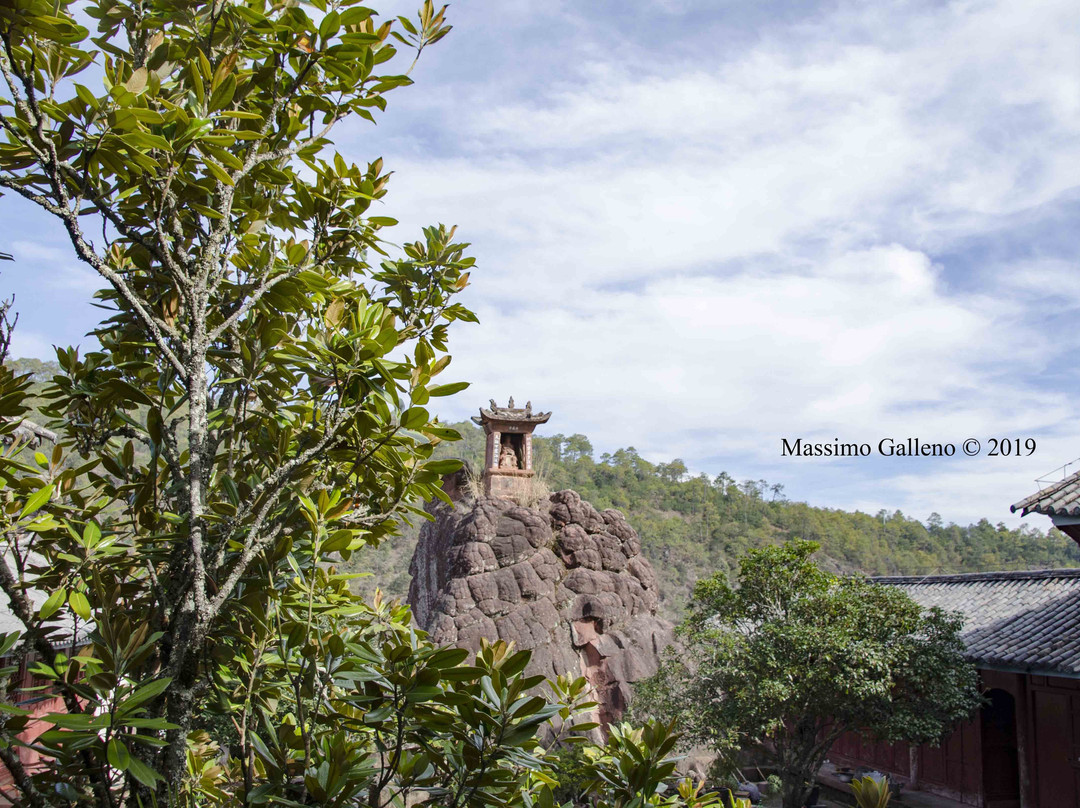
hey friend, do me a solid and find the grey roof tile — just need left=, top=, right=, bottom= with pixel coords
left=874, top=569, right=1080, bottom=676
left=1011, top=469, right=1080, bottom=517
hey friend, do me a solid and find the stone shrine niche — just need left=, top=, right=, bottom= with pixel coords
left=498, top=433, right=524, bottom=469
left=472, top=398, right=551, bottom=502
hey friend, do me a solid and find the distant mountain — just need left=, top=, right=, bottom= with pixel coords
left=10, top=359, right=1072, bottom=621
left=346, top=421, right=1080, bottom=621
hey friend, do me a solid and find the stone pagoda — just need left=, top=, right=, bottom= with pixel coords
left=472, top=398, right=551, bottom=500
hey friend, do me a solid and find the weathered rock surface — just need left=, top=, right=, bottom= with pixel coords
left=408, top=488, right=673, bottom=725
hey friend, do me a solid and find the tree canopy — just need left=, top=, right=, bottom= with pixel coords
left=635, top=540, right=983, bottom=808
left=0, top=0, right=490, bottom=799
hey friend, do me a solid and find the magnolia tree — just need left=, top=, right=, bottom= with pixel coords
left=0, top=2, right=727, bottom=806
left=636, top=540, right=984, bottom=808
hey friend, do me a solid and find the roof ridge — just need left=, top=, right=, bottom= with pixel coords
left=874, top=568, right=1080, bottom=584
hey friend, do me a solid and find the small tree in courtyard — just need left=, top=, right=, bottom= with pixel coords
left=637, top=540, right=983, bottom=808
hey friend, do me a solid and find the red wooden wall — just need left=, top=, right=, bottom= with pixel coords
left=831, top=670, right=1080, bottom=808
left=1029, top=675, right=1080, bottom=807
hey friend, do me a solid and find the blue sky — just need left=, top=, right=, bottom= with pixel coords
left=3, top=0, right=1080, bottom=529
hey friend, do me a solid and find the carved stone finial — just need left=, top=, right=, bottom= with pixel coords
left=525, top=401, right=532, bottom=415
left=508, top=396, right=515, bottom=409
left=489, top=398, right=498, bottom=410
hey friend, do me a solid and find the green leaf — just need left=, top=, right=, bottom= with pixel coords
left=208, top=74, right=236, bottom=112
left=107, top=737, right=130, bottom=770
left=43, top=711, right=104, bottom=730
left=203, top=158, right=234, bottom=185
left=74, top=84, right=97, bottom=106
left=20, top=483, right=54, bottom=518
left=117, top=677, right=172, bottom=715
left=0, top=632, right=20, bottom=657
left=216, top=110, right=264, bottom=120
left=423, top=459, right=462, bottom=476
left=104, top=378, right=154, bottom=405
left=68, top=591, right=91, bottom=621
left=199, top=142, right=243, bottom=170
left=122, top=717, right=180, bottom=729
left=120, top=131, right=171, bottom=151
left=319, top=10, right=340, bottom=39
left=83, top=521, right=101, bottom=546
left=39, top=589, right=66, bottom=620
left=402, top=406, right=429, bottom=429
left=125, top=754, right=162, bottom=787
left=424, top=425, right=461, bottom=440
left=427, top=381, right=469, bottom=397
left=323, top=530, right=354, bottom=553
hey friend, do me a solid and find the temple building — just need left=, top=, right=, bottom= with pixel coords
left=823, top=465, right=1080, bottom=807
left=828, top=569, right=1080, bottom=807
left=471, top=398, right=551, bottom=501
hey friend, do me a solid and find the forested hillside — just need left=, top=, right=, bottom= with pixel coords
left=10, top=360, right=1076, bottom=621
left=350, top=420, right=1080, bottom=619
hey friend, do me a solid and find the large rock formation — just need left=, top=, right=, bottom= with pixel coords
left=408, top=485, right=673, bottom=725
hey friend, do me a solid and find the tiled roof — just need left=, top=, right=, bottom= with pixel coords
left=1011, top=469, right=1080, bottom=517
left=875, top=569, right=1080, bottom=677
left=472, top=398, right=551, bottom=426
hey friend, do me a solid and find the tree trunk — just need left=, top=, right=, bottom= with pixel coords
left=782, top=767, right=812, bottom=808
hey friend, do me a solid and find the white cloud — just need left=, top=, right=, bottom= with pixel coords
left=442, top=246, right=1067, bottom=458
left=356, top=0, right=1080, bottom=528
left=377, top=0, right=1080, bottom=264
left=999, top=259, right=1080, bottom=309
left=10, top=240, right=100, bottom=293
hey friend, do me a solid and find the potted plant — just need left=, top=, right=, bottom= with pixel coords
left=851, top=775, right=892, bottom=808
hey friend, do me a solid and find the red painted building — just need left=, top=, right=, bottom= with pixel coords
left=832, top=465, right=1080, bottom=807
left=830, top=568, right=1080, bottom=807
left=0, top=653, right=72, bottom=793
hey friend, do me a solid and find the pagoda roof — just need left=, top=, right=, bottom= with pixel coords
left=471, top=398, right=551, bottom=426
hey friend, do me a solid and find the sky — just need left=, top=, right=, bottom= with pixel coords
left=3, top=0, right=1080, bottom=529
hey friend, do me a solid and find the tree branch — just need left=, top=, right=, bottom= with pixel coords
left=0, top=177, right=189, bottom=380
